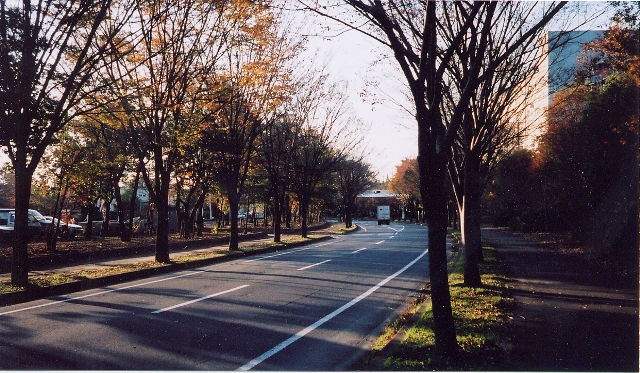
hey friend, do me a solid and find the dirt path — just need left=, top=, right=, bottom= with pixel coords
left=482, top=227, right=638, bottom=371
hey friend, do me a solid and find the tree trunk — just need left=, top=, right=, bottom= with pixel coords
left=344, top=199, right=353, bottom=228
left=417, top=93, right=459, bottom=357
left=101, top=199, right=110, bottom=237
left=300, top=198, right=309, bottom=238
left=421, top=153, right=459, bottom=358
left=461, top=155, right=483, bottom=287
left=154, top=194, right=170, bottom=263
left=11, top=168, right=32, bottom=287
left=228, top=194, right=240, bottom=251
left=272, top=190, right=282, bottom=242
left=284, top=194, right=291, bottom=229
left=123, top=169, right=140, bottom=242
left=85, top=202, right=94, bottom=239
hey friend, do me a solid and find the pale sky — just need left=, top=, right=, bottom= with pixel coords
left=301, top=16, right=418, bottom=182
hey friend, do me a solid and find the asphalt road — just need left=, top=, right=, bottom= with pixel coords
left=0, top=221, right=430, bottom=370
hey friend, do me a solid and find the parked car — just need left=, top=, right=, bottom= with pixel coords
left=41, top=216, right=84, bottom=239
left=0, top=208, right=48, bottom=243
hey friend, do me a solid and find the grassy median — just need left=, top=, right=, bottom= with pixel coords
left=354, top=243, right=513, bottom=370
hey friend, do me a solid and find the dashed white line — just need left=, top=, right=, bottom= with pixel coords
left=152, top=285, right=249, bottom=314
left=375, top=240, right=385, bottom=245
left=350, top=248, right=367, bottom=254
left=246, top=247, right=311, bottom=262
left=0, top=270, right=205, bottom=316
left=297, top=260, right=331, bottom=271
left=237, top=247, right=429, bottom=371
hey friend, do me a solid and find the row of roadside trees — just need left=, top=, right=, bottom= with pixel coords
left=0, top=0, right=377, bottom=287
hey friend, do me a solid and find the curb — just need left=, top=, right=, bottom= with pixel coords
left=361, top=240, right=463, bottom=369
left=0, top=235, right=333, bottom=307
left=0, top=232, right=269, bottom=273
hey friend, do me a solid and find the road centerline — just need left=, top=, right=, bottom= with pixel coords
left=152, top=285, right=249, bottom=314
left=297, top=260, right=331, bottom=271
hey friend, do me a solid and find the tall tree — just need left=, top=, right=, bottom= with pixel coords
left=203, top=4, right=299, bottom=250
left=301, top=0, right=567, bottom=356
left=0, top=0, right=130, bottom=286
left=103, top=0, right=231, bottom=262
left=288, top=77, right=357, bottom=238
left=256, top=117, right=298, bottom=242
left=443, top=3, right=576, bottom=286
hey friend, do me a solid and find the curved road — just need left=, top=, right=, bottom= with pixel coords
left=0, top=221, right=431, bottom=370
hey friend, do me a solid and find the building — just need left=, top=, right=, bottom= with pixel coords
left=517, top=30, right=604, bottom=148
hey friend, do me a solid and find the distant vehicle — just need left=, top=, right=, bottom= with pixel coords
left=377, top=205, right=391, bottom=225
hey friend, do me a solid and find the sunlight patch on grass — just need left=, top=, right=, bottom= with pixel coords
left=365, top=246, right=512, bottom=371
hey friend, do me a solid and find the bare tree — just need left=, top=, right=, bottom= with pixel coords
left=299, top=0, right=567, bottom=357
left=0, top=0, right=132, bottom=286
left=256, top=117, right=298, bottom=242
left=288, top=76, right=359, bottom=238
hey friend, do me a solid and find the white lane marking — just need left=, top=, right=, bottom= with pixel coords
left=359, top=225, right=367, bottom=232
left=350, top=248, right=367, bottom=254
left=297, top=260, right=331, bottom=271
left=246, top=247, right=311, bottom=262
left=387, top=226, right=405, bottom=233
left=245, top=238, right=346, bottom=263
left=375, top=240, right=385, bottom=245
left=237, top=247, right=429, bottom=371
left=316, top=238, right=347, bottom=247
left=152, top=285, right=249, bottom=314
left=0, top=270, right=204, bottom=316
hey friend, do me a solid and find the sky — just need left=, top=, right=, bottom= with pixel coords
left=300, top=16, right=417, bottom=182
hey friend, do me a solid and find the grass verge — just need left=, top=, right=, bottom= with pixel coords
left=355, top=242, right=512, bottom=371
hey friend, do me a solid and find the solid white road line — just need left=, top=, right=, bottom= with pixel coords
left=297, top=260, right=331, bottom=271
left=350, top=248, right=367, bottom=254
left=152, top=285, right=249, bottom=314
left=237, top=247, right=429, bottom=371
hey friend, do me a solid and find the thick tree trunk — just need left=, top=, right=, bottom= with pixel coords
left=300, top=199, right=309, bottom=238
left=11, top=168, right=32, bottom=287
left=344, top=198, right=353, bottom=228
left=421, top=154, right=459, bottom=358
left=461, top=155, right=483, bottom=287
left=154, top=195, right=170, bottom=263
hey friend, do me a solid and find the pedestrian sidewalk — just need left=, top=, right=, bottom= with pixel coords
left=482, top=227, right=638, bottom=371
